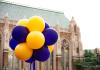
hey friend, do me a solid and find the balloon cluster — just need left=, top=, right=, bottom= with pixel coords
left=9, top=16, right=58, bottom=63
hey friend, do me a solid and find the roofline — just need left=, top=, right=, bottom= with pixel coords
left=1, top=1, right=64, bottom=14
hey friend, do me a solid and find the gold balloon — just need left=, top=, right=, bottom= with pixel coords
left=26, top=31, right=45, bottom=49
left=48, top=45, right=54, bottom=53
left=17, top=19, right=28, bottom=27
left=15, top=43, right=33, bottom=61
left=27, top=16, right=45, bottom=32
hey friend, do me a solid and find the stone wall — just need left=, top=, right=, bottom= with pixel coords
left=0, top=16, right=83, bottom=70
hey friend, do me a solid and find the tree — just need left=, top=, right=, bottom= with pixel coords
left=75, top=50, right=98, bottom=70
left=84, top=50, right=96, bottom=62
left=96, top=54, right=100, bottom=64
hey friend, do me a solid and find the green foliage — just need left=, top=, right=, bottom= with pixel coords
left=76, top=50, right=100, bottom=70
left=96, top=55, right=100, bottom=64
left=84, top=50, right=96, bottom=58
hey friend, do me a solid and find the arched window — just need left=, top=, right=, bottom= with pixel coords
left=74, top=25, right=77, bottom=33
left=76, top=47, right=79, bottom=54
left=61, top=39, right=69, bottom=70
left=61, top=39, right=66, bottom=48
left=61, top=39, right=69, bottom=49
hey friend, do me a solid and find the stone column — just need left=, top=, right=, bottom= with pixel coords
left=0, top=27, right=3, bottom=70
left=53, top=47, right=56, bottom=70
left=63, top=48, right=67, bottom=70
left=2, top=15, right=9, bottom=70
left=35, top=61, right=39, bottom=70
left=69, top=40, right=72, bottom=70
left=40, top=62, right=44, bottom=70
left=56, top=56, right=62, bottom=70
left=47, top=58, right=50, bottom=70
left=55, top=24, right=62, bottom=70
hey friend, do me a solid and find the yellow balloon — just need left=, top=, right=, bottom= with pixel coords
left=27, top=16, right=45, bottom=32
left=17, top=19, right=28, bottom=27
left=15, top=43, right=33, bottom=61
left=48, top=45, right=54, bottom=53
left=26, top=31, right=45, bottom=49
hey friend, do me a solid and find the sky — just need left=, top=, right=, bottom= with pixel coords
left=3, top=0, right=100, bottom=49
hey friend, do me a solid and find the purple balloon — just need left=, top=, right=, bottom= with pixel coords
left=34, top=47, right=50, bottom=62
left=45, top=22, right=49, bottom=29
left=43, top=28, right=58, bottom=45
left=9, top=38, right=19, bottom=50
left=12, top=26, right=29, bottom=43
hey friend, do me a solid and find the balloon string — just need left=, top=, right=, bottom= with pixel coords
left=30, top=61, right=35, bottom=70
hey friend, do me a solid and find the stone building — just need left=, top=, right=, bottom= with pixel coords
left=0, top=1, right=83, bottom=70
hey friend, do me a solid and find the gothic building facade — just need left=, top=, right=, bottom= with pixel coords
left=0, top=2, right=83, bottom=70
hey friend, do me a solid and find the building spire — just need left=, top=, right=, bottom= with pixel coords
left=72, top=16, right=74, bottom=20
left=70, top=16, right=75, bottom=23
